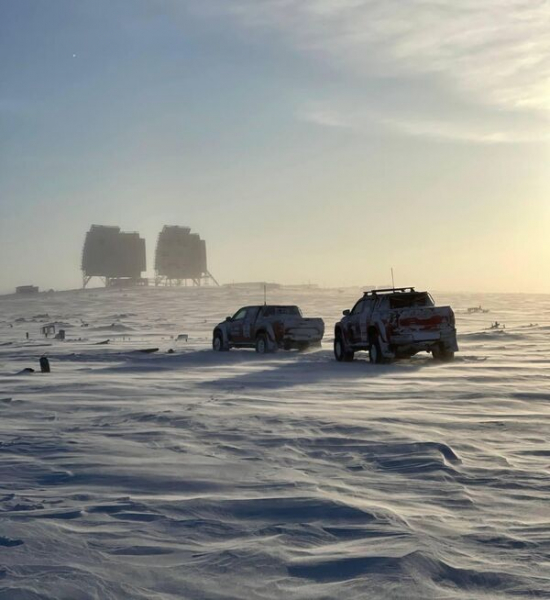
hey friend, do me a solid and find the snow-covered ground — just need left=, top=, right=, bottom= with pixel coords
left=1, top=286, right=549, bottom=599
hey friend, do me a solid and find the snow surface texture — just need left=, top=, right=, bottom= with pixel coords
left=0, top=287, right=548, bottom=600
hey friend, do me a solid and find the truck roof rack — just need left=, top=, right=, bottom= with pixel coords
left=363, top=287, right=416, bottom=296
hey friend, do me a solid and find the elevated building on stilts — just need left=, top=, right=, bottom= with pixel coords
left=81, top=225, right=147, bottom=288
left=154, top=225, right=218, bottom=286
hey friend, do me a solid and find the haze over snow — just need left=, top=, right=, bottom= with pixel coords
left=0, top=0, right=548, bottom=292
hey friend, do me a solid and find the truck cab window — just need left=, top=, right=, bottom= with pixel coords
left=246, top=307, right=260, bottom=321
left=262, top=306, right=301, bottom=317
left=351, top=300, right=365, bottom=315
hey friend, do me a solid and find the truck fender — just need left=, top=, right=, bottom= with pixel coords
left=368, top=324, right=391, bottom=358
left=264, top=324, right=277, bottom=343
left=335, top=325, right=349, bottom=347
left=215, top=325, right=230, bottom=346
left=266, top=323, right=277, bottom=345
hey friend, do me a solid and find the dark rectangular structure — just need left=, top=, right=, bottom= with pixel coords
left=154, top=225, right=213, bottom=285
left=82, top=225, right=146, bottom=287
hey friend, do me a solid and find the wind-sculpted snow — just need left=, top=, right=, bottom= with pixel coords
left=0, top=287, right=549, bottom=599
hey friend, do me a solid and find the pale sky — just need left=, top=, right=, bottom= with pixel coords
left=1, top=0, right=549, bottom=293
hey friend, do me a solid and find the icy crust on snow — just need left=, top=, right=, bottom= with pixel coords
left=0, top=287, right=549, bottom=599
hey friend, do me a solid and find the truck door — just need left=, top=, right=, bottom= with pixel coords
left=229, top=308, right=248, bottom=344
left=360, top=298, right=376, bottom=342
left=243, top=307, right=261, bottom=341
left=347, top=299, right=365, bottom=345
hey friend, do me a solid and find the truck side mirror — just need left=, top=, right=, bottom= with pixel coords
left=343, top=309, right=350, bottom=316
left=225, top=316, right=231, bottom=322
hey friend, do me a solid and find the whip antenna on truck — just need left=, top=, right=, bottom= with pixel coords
left=264, top=283, right=267, bottom=306
left=391, top=268, right=395, bottom=290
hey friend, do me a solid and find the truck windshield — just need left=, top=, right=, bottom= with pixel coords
left=388, top=292, right=433, bottom=309
left=262, top=306, right=302, bottom=317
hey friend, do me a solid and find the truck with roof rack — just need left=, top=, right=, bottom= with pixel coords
left=213, top=305, right=325, bottom=353
left=334, top=288, right=458, bottom=363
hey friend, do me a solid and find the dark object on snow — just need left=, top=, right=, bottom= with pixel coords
left=16, top=285, right=39, bottom=295
left=40, top=357, right=51, bottom=373
left=135, top=348, right=159, bottom=354
left=40, top=323, right=65, bottom=340
left=467, top=305, right=489, bottom=314
left=41, top=324, right=57, bottom=338
left=167, top=348, right=175, bottom=354
left=20, top=368, right=35, bottom=373
left=0, top=536, right=24, bottom=547
left=213, top=305, right=324, bottom=353
left=95, top=339, right=110, bottom=345
left=334, top=287, right=458, bottom=364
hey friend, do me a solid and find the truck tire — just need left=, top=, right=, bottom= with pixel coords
left=433, top=344, right=454, bottom=362
left=255, top=333, right=269, bottom=354
left=213, top=332, right=227, bottom=351
left=334, top=335, right=354, bottom=362
left=368, top=338, right=383, bottom=364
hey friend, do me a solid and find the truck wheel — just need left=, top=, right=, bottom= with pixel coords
left=369, top=338, right=383, bottom=364
left=213, top=332, right=227, bottom=351
left=433, top=344, right=454, bottom=362
left=255, top=333, right=269, bottom=354
left=334, top=336, right=354, bottom=362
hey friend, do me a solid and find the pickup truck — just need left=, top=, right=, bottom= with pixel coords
left=213, top=305, right=325, bottom=353
left=334, top=288, right=458, bottom=363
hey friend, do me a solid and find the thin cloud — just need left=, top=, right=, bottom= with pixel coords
left=380, top=114, right=550, bottom=144
left=180, top=0, right=550, bottom=142
left=301, top=107, right=352, bottom=129
left=208, top=0, right=550, bottom=113
left=300, top=102, right=550, bottom=144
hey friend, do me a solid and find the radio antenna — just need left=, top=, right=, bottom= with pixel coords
left=263, top=283, right=267, bottom=306
left=391, top=267, right=395, bottom=290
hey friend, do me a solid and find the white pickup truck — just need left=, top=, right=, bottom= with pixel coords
left=334, top=288, right=458, bottom=363
left=213, top=305, right=325, bottom=353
